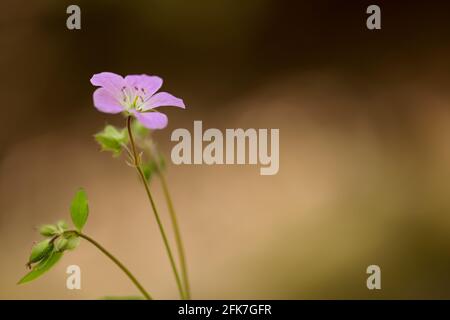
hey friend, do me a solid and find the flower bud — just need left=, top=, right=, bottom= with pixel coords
left=39, top=224, right=59, bottom=237
left=28, top=239, right=53, bottom=267
left=65, top=236, right=80, bottom=250
left=55, top=238, right=69, bottom=252
left=57, top=220, right=68, bottom=232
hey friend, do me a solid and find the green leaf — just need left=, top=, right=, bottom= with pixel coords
left=28, top=239, right=53, bottom=265
left=18, top=251, right=63, bottom=284
left=94, top=125, right=128, bottom=156
left=141, top=155, right=166, bottom=182
left=70, top=188, right=89, bottom=231
left=39, top=224, right=58, bottom=237
left=142, top=155, right=166, bottom=181
left=141, top=160, right=158, bottom=182
left=131, top=119, right=149, bottom=139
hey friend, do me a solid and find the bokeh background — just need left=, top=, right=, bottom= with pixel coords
left=1, top=0, right=450, bottom=299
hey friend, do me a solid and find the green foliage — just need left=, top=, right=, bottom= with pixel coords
left=28, top=239, right=53, bottom=266
left=39, top=224, right=58, bottom=237
left=141, top=155, right=166, bottom=182
left=131, top=119, right=150, bottom=139
left=19, top=190, right=87, bottom=284
left=65, top=235, right=80, bottom=250
left=18, top=251, right=63, bottom=284
left=57, top=220, right=68, bottom=232
left=20, top=231, right=81, bottom=284
left=141, top=160, right=158, bottom=181
left=39, top=220, right=68, bottom=238
left=95, top=125, right=128, bottom=156
left=55, top=238, right=69, bottom=252
left=70, top=188, right=89, bottom=232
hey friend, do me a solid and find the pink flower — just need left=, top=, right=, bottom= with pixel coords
left=90, top=72, right=185, bottom=129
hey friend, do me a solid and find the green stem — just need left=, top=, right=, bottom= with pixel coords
left=141, top=139, right=191, bottom=299
left=66, top=231, right=152, bottom=300
left=159, top=173, right=191, bottom=299
left=126, top=116, right=185, bottom=300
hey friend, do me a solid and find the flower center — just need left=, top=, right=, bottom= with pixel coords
left=121, top=86, right=149, bottom=111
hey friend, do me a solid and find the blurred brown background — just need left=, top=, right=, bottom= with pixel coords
left=1, top=0, right=450, bottom=299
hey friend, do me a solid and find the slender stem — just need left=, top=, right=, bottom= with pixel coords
left=126, top=116, right=185, bottom=300
left=142, top=139, right=191, bottom=299
left=66, top=231, right=152, bottom=300
left=159, top=172, right=191, bottom=299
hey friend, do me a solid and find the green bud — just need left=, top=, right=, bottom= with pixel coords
left=39, top=224, right=59, bottom=237
left=94, top=125, right=128, bottom=156
left=19, top=251, right=63, bottom=284
left=55, top=238, right=69, bottom=252
left=65, top=236, right=80, bottom=250
left=28, top=239, right=53, bottom=266
left=56, top=220, right=68, bottom=232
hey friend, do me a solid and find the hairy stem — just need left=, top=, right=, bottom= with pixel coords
left=126, top=116, right=185, bottom=300
left=65, top=231, right=152, bottom=300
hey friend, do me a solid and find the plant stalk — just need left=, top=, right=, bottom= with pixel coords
left=126, top=116, right=185, bottom=300
left=158, top=172, right=191, bottom=299
left=69, top=231, right=152, bottom=300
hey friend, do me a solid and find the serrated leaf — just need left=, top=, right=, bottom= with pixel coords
left=39, top=224, right=59, bottom=237
left=28, top=239, right=53, bottom=265
left=94, top=125, right=128, bottom=156
left=70, top=189, right=89, bottom=231
left=18, top=251, right=63, bottom=284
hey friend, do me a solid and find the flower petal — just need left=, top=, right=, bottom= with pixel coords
left=90, top=72, right=125, bottom=94
left=132, top=110, right=168, bottom=129
left=93, top=88, right=124, bottom=114
left=125, top=75, right=163, bottom=97
left=143, top=92, right=185, bottom=110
